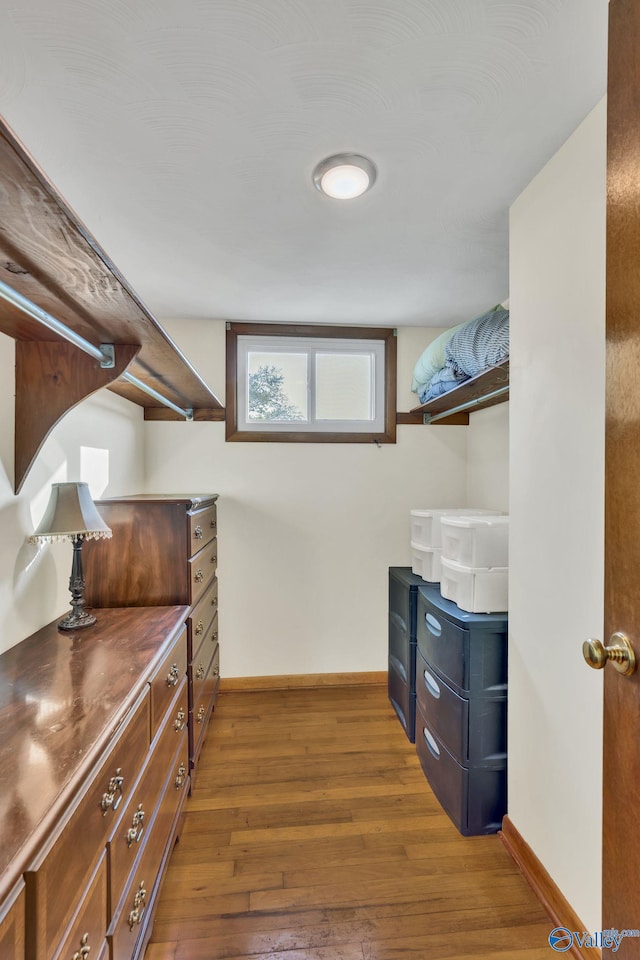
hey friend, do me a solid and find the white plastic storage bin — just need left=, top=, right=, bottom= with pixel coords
left=440, top=557, right=508, bottom=613
left=410, top=508, right=500, bottom=548
left=411, top=542, right=442, bottom=583
left=440, top=515, right=509, bottom=568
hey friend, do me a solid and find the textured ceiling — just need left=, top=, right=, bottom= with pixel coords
left=0, top=0, right=607, bottom=327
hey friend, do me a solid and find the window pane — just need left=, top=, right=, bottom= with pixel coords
left=316, top=353, right=373, bottom=421
left=247, top=352, right=308, bottom=421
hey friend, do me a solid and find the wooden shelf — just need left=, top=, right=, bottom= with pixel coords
left=0, top=117, right=225, bottom=491
left=409, top=359, right=509, bottom=425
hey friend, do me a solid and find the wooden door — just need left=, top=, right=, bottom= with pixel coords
left=604, top=1, right=640, bottom=953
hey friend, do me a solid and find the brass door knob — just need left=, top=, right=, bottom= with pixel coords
left=583, top=632, right=636, bottom=676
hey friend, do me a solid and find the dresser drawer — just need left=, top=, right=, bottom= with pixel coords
left=415, top=704, right=506, bottom=836
left=53, top=854, right=107, bottom=960
left=149, top=628, right=188, bottom=738
left=388, top=615, right=414, bottom=686
left=25, top=691, right=151, bottom=960
left=108, top=680, right=188, bottom=914
left=192, top=643, right=219, bottom=724
left=389, top=576, right=410, bottom=637
left=191, top=614, right=218, bottom=680
left=188, top=541, right=218, bottom=606
left=0, top=881, right=24, bottom=960
left=109, top=738, right=189, bottom=960
left=188, top=503, right=217, bottom=555
left=188, top=578, right=218, bottom=660
left=388, top=568, right=424, bottom=636
left=191, top=614, right=219, bottom=688
left=416, top=591, right=507, bottom=696
left=387, top=660, right=415, bottom=743
left=416, top=652, right=506, bottom=765
left=192, top=644, right=219, bottom=760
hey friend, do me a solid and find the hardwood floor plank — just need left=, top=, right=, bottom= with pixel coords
left=151, top=900, right=549, bottom=950
left=184, top=798, right=357, bottom=831
left=281, top=846, right=518, bottom=888
left=147, top=686, right=553, bottom=960
left=228, top=813, right=443, bottom=845
left=248, top=869, right=542, bottom=912
left=186, top=775, right=429, bottom=811
left=195, top=753, right=420, bottom=788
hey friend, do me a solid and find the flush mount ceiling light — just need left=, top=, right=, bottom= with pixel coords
left=313, top=153, right=377, bottom=200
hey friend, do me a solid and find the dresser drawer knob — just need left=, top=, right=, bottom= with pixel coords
left=71, top=932, right=90, bottom=960
left=210, top=518, right=216, bottom=529
left=175, top=763, right=187, bottom=789
left=196, top=663, right=205, bottom=681
left=126, top=804, right=145, bottom=846
left=166, top=663, right=180, bottom=687
left=210, top=554, right=217, bottom=565
left=196, top=704, right=206, bottom=724
left=195, top=620, right=204, bottom=637
left=212, top=595, right=218, bottom=606
left=425, top=613, right=442, bottom=637
left=128, top=881, right=147, bottom=929
left=194, top=569, right=204, bottom=583
left=101, top=768, right=124, bottom=814
left=212, top=631, right=218, bottom=643
left=194, top=524, right=203, bottom=539
left=174, top=708, right=186, bottom=732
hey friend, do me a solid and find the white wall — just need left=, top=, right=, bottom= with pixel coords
left=509, top=99, right=606, bottom=930
left=0, top=332, right=145, bottom=652
left=466, top=403, right=509, bottom=511
left=145, top=321, right=468, bottom=678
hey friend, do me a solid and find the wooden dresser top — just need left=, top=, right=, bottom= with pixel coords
left=93, top=494, right=218, bottom=508
left=0, top=605, right=188, bottom=899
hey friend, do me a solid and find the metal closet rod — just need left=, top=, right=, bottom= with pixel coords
left=423, top=385, right=509, bottom=424
left=0, top=278, right=193, bottom=420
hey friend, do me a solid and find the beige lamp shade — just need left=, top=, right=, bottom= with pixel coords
left=30, top=482, right=112, bottom=542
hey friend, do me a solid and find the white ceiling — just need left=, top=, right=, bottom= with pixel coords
left=0, top=0, right=607, bottom=328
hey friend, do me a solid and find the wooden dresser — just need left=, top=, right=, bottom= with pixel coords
left=83, top=495, right=220, bottom=780
left=0, top=605, right=190, bottom=960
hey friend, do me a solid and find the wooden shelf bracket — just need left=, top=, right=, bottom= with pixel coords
left=15, top=341, right=140, bottom=494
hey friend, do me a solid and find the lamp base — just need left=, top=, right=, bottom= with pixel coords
left=58, top=609, right=97, bottom=632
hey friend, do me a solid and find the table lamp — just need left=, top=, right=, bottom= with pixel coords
left=30, top=482, right=112, bottom=631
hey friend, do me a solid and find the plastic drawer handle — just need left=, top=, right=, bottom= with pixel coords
left=423, top=727, right=440, bottom=759
left=426, top=613, right=442, bottom=637
left=423, top=668, right=441, bottom=699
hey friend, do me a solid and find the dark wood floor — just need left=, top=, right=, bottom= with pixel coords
left=146, top=684, right=554, bottom=960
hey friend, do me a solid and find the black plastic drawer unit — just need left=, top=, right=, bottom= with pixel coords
left=388, top=568, right=425, bottom=743
left=416, top=586, right=508, bottom=697
left=414, top=584, right=508, bottom=836
left=416, top=650, right=507, bottom=765
left=415, top=702, right=507, bottom=836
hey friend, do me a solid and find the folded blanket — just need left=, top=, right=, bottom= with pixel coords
left=445, top=305, right=509, bottom=378
left=417, top=364, right=468, bottom=404
left=411, top=319, right=467, bottom=392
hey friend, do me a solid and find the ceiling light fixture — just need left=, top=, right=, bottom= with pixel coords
left=313, top=153, right=377, bottom=200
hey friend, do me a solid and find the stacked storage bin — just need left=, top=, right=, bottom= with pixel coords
left=439, top=515, right=509, bottom=613
left=387, top=567, right=426, bottom=742
left=410, top=508, right=499, bottom=584
left=414, top=583, right=508, bottom=835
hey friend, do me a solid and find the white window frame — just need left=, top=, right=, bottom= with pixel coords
left=237, top=335, right=385, bottom=434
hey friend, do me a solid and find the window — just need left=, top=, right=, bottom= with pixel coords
left=226, top=322, right=396, bottom=443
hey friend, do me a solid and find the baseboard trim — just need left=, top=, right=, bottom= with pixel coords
left=499, top=816, right=600, bottom=960
left=219, top=671, right=387, bottom=692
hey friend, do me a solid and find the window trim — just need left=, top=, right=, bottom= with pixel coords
left=225, top=322, right=397, bottom=443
